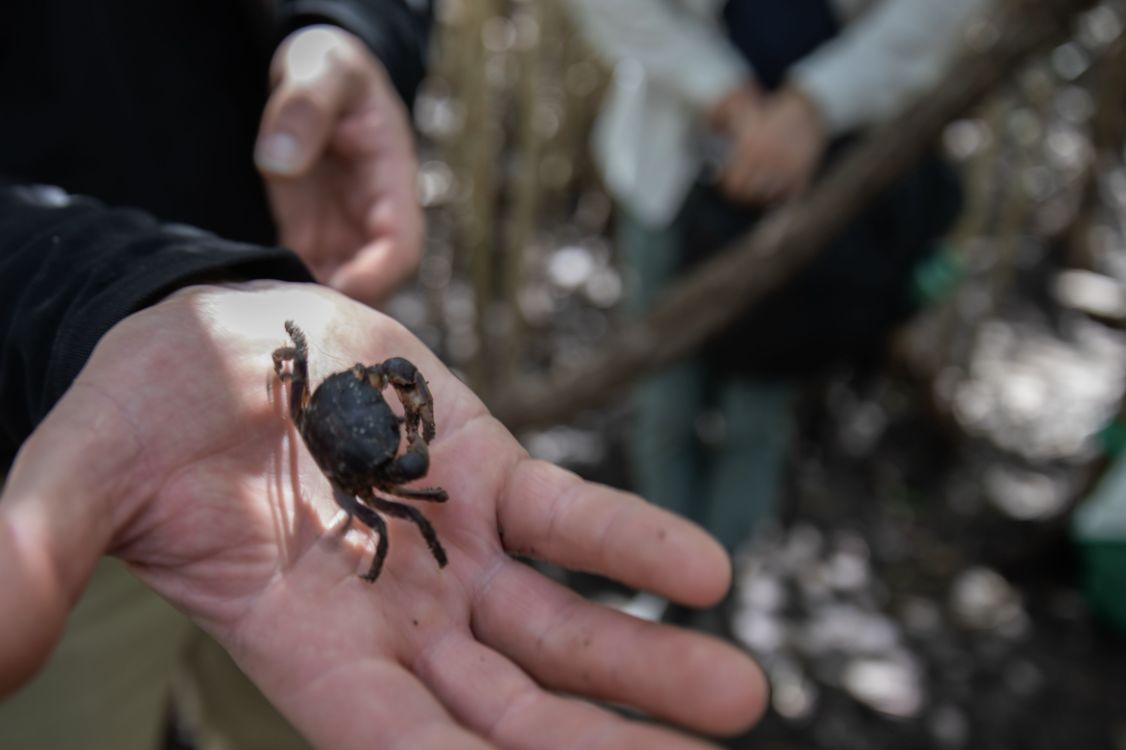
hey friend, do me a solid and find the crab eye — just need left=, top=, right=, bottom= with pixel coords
left=396, top=451, right=426, bottom=477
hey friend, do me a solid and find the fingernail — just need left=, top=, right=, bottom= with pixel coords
left=255, top=132, right=303, bottom=175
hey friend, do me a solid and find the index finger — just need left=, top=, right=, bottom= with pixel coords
left=495, top=459, right=731, bottom=607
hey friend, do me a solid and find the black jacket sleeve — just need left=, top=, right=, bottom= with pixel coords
left=276, top=0, right=434, bottom=105
left=0, top=184, right=314, bottom=463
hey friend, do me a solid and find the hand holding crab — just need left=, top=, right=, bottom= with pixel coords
left=0, top=283, right=767, bottom=749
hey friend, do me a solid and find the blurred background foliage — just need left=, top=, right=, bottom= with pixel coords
left=400, top=0, right=613, bottom=393
left=390, top=1, right=1126, bottom=748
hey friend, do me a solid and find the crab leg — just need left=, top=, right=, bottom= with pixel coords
left=332, top=484, right=390, bottom=582
left=272, top=320, right=311, bottom=429
left=361, top=490, right=448, bottom=570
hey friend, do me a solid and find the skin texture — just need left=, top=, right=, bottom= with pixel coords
left=713, top=84, right=828, bottom=206
left=0, top=282, right=768, bottom=749
left=256, top=26, right=423, bottom=308
left=708, top=81, right=763, bottom=133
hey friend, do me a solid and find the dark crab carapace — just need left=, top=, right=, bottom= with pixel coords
left=272, top=321, right=448, bottom=582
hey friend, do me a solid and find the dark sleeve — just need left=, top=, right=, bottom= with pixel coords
left=0, top=183, right=314, bottom=461
left=275, top=0, right=434, bottom=105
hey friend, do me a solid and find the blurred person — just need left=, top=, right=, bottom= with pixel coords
left=566, top=0, right=983, bottom=564
left=0, top=2, right=769, bottom=748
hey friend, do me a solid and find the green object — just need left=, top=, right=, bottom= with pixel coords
left=1074, top=450, right=1126, bottom=634
left=1097, top=418, right=1126, bottom=458
left=911, top=243, right=966, bottom=306
left=1077, top=540, right=1126, bottom=632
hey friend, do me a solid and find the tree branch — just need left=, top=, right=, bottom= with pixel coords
left=490, top=0, right=1099, bottom=432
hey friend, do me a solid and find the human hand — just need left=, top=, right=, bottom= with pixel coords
left=716, top=85, right=827, bottom=206
left=708, top=81, right=763, bottom=133
left=256, top=26, right=423, bottom=308
left=0, top=282, right=767, bottom=748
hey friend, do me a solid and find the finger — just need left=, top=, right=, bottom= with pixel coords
left=414, top=630, right=726, bottom=749
left=496, top=459, right=730, bottom=607
left=0, top=386, right=143, bottom=695
left=0, top=514, right=71, bottom=696
left=470, top=558, right=767, bottom=736
left=256, top=27, right=365, bottom=176
left=330, top=188, right=424, bottom=305
left=330, top=241, right=413, bottom=308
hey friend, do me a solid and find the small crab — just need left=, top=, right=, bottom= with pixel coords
left=272, top=321, right=448, bottom=582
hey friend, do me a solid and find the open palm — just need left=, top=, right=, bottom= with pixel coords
left=0, top=282, right=765, bottom=749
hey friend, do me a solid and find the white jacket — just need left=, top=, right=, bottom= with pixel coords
left=565, top=0, right=988, bottom=226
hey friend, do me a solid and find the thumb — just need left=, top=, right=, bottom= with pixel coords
left=0, top=387, right=144, bottom=696
left=255, top=26, right=363, bottom=177
left=0, top=511, right=71, bottom=696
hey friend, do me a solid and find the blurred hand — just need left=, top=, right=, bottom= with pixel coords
left=256, top=26, right=423, bottom=308
left=0, top=281, right=767, bottom=749
left=708, top=81, right=763, bottom=133
left=716, top=86, right=827, bottom=206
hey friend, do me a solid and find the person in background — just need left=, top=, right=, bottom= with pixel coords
left=565, top=0, right=985, bottom=580
left=0, top=2, right=767, bottom=747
